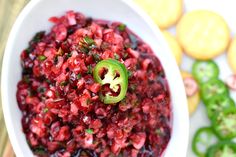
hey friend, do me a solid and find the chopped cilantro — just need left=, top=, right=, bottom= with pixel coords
left=80, top=46, right=89, bottom=54
left=33, top=146, right=47, bottom=155
left=43, top=108, right=49, bottom=113
left=123, top=52, right=129, bottom=58
left=23, top=75, right=30, bottom=84
left=92, top=53, right=100, bottom=62
left=130, top=84, right=137, bottom=91
left=38, top=55, right=47, bottom=61
left=60, top=81, right=68, bottom=86
left=118, top=24, right=126, bottom=31
left=83, top=36, right=95, bottom=46
left=46, top=79, right=51, bottom=83
left=32, top=31, right=45, bottom=43
left=155, top=129, right=164, bottom=136
left=128, top=70, right=132, bottom=78
left=55, top=91, right=60, bottom=97
left=77, top=74, right=81, bottom=79
left=25, top=46, right=33, bottom=54
left=85, top=129, right=94, bottom=134
left=66, top=53, right=72, bottom=58
left=37, top=87, right=46, bottom=93
left=114, top=53, right=120, bottom=60
left=87, top=65, right=93, bottom=74
left=79, top=36, right=96, bottom=54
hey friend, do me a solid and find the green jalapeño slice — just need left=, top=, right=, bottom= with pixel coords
left=93, top=59, right=128, bottom=104
left=206, top=95, right=235, bottom=119
left=212, top=108, right=236, bottom=140
left=206, top=141, right=236, bottom=157
left=192, top=60, right=219, bottom=84
left=200, top=79, right=229, bottom=103
left=192, top=127, right=218, bottom=157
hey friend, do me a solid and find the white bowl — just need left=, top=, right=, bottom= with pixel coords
left=1, top=0, right=189, bottom=156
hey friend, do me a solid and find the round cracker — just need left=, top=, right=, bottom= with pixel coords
left=162, top=31, right=183, bottom=66
left=177, top=10, right=230, bottom=60
left=134, top=0, right=183, bottom=29
left=228, top=38, right=236, bottom=73
left=181, top=71, right=200, bottom=116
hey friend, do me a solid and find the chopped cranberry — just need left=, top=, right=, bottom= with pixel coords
left=47, top=141, right=60, bottom=153
left=83, top=133, right=94, bottom=148
left=127, top=48, right=140, bottom=58
left=27, top=132, right=39, bottom=147
left=30, top=117, right=47, bottom=138
left=55, top=126, right=71, bottom=142
left=130, top=132, right=146, bottom=150
left=45, top=89, right=56, bottom=98
left=66, top=11, right=77, bottom=26
left=88, top=83, right=101, bottom=93
left=53, top=24, right=67, bottom=42
left=90, top=119, right=102, bottom=129
left=50, top=121, right=61, bottom=138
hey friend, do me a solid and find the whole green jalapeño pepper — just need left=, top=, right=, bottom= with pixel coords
left=93, top=59, right=128, bottom=104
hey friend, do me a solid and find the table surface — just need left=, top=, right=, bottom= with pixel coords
left=0, top=0, right=29, bottom=156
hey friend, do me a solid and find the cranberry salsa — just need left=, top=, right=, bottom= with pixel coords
left=17, top=11, right=172, bottom=157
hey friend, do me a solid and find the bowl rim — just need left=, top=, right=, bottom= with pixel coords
left=1, top=0, right=189, bottom=156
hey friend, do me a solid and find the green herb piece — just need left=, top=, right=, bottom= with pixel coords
left=33, top=146, right=47, bottom=155
left=25, top=46, right=33, bottom=54
left=118, top=24, right=126, bottom=31
left=83, top=36, right=95, bottom=46
left=155, top=129, right=164, bottom=136
left=80, top=46, right=90, bottom=54
left=114, top=53, right=120, bottom=60
left=123, top=52, right=129, bottom=58
left=60, top=81, right=68, bottom=86
left=37, top=87, right=46, bottom=93
left=38, top=55, right=47, bottom=61
left=86, top=129, right=94, bottom=134
left=86, top=98, right=91, bottom=104
left=128, top=71, right=132, bottom=78
left=79, top=36, right=96, bottom=54
left=92, top=53, right=100, bottom=62
left=77, top=74, right=81, bottom=79
left=43, top=108, right=49, bottom=113
left=23, top=75, right=30, bottom=84
left=130, top=84, right=136, bottom=91
left=55, top=91, right=60, bottom=97
left=67, top=53, right=72, bottom=58
left=87, top=65, right=93, bottom=74
left=46, top=79, right=51, bottom=84
left=32, top=31, right=45, bottom=43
